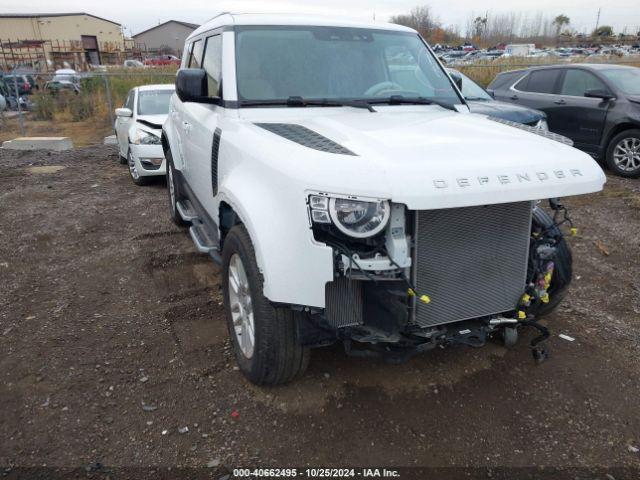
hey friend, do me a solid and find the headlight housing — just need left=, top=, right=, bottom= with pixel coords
left=132, top=128, right=161, bottom=145
left=309, top=195, right=391, bottom=239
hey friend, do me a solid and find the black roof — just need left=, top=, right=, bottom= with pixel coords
left=0, top=12, right=120, bottom=26
left=132, top=20, right=200, bottom=38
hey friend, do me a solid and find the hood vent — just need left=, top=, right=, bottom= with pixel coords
left=255, top=123, right=357, bottom=156
left=488, top=117, right=574, bottom=147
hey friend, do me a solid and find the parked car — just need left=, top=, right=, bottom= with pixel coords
left=3, top=74, right=32, bottom=94
left=0, top=92, right=6, bottom=112
left=489, top=64, right=640, bottom=177
left=114, top=84, right=174, bottom=185
left=163, top=13, right=605, bottom=385
left=124, top=59, right=145, bottom=68
left=45, top=68, right=82, bottom=94
left=144, top=55, right=181, bottom=67
left=448, top=69, right=547, bottom=129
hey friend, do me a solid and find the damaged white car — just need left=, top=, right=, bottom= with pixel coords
left=115, top=84, right=174, bottom=185
left=162, top=14, right=606, bottom=385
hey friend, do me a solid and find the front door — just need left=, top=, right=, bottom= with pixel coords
left=115, top=89, right=135, bottom=157
left=553, top=69, right=611, bottom=154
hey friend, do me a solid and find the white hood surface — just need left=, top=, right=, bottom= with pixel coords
left=240, top=106, right=606, bottom=210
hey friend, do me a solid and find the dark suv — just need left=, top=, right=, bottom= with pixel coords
left=489, top=64, right=640, bottom=177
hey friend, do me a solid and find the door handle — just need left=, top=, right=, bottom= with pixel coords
left=510, top=95, right=519, bottom=100
left=182, top=121, right=192, bottom=133
left=554, top=99, right=567, bottom=105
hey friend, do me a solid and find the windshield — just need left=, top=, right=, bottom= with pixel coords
left=137, top=89, right=174, bottom=115
left=235, top=26, right=461, bottom=106
left=450, top=70, right=492, bottom=100
left=600, top=68, right=640, bottom=95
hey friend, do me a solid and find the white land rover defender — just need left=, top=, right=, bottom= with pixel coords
left=163, top=13, right=606, bottom=385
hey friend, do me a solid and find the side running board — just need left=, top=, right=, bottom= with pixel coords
left=176, top=200, right=198, bottom=222
left=189, top=220, right=223, bottom=265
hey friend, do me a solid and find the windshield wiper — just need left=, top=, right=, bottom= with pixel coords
left=239, top=97, right=376, bottom=112
left=367, top=95, right=457, bottom=111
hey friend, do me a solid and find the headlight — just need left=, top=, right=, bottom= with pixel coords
left=309, top=195, right=391, bottom=239
left=133, top=128, right=161, bottom=145
left=535, top=119, right=549, bottom=131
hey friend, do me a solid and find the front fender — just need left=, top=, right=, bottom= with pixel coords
left=162, top=112, right=184, bottom=170
left=218, top=163, right=334, bottom=308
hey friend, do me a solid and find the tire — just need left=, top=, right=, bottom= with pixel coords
left=529, top=208, right=573, bottom=318
left=222, top=224, right=310, bottom=386
left=119, top=154, right=127, bottom=165
left=605, top=129, right=640, bottom=178
left=165, top=148, right=188, bottom=227
left=127, top=149, right=150, bottom=186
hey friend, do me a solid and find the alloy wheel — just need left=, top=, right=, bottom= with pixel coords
left=168, top=163, right=176, bottom=213
left=228, top=254, right=256, bottom=359
left=128, top=151, right=140, bottom=180
left=613, top=137, right=640, bottom=173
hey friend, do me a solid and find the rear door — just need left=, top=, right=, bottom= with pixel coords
left=509, top=69, right=564, bottom=131
left=552, top=68, right=611, bottom=153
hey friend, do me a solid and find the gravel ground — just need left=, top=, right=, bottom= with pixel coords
left=0, top=145, right=639, bottom=478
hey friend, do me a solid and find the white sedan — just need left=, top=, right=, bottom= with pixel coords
left=114, top=84, right=174, bottom=185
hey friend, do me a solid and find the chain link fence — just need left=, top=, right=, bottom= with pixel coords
left=2, top=57, right=640, bottom=145
left=1, top=71, right=177, bottom=145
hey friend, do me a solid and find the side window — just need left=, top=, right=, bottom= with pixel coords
left=182, top=42, right=192, bottom=68
left=560, top=70, right=608, bottom=97
left=124, top=90, right=135, bottom=110
left=189, top=39, right=204, bottom=68
left=202, top=35, right=222, bottom=97
left=516, top=69, right=561, bottom=94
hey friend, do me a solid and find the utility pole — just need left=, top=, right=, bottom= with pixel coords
left=595, top=8, right=601, bottom=32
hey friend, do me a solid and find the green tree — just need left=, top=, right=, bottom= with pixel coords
left=593, top=25, right=614, bottom=37
left=553, top=14, right=570, bottom=36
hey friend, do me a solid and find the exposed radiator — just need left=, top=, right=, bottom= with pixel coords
left=325, top=278, right=363, bottom=329
left=413, top=202, right=533, bottom=328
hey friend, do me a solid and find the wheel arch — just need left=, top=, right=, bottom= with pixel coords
left=602, top=122, right=639, bottom=152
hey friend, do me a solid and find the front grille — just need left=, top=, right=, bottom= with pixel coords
left=325, top=278, right=363, bottom=329
left=413, top=202, right=532, bottom=328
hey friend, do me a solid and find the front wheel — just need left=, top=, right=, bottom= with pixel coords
left=127, top=149, right=150, bottom=186
left=165, top=148, right=187, bottom=227
left=528, top=208, right=573, bottom=318
left=222, top=225, right=310, bottom=385
left=606, top=129, right=640, bottom=178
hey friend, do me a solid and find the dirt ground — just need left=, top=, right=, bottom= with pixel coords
left=1, top=145, right=639, bottom=478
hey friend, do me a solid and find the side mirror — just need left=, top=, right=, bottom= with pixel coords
left=176, top=68, right=220, bottom=104
left=115, top=107, right=132, bottom=117
left=486, top=89, right=496, bottom=99
left=584, top=89, right=614, bottom=100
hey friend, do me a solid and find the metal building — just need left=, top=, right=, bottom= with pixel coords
left=132, top=20, right=200, bottom=58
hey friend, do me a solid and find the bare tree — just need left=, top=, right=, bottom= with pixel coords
left=390, top=6, right=441, bottom=41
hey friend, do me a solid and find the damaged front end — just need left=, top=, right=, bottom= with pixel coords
left=300, top=194, right=575, bottom=364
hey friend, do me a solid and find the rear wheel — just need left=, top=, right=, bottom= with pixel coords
left=529, top=208, right=573, bottom=318
left=222, top=224, right=310, bottom=385
left=606, top=129, right=640, bottom=178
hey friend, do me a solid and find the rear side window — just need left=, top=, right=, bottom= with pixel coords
left=124, top=89, right=135, bottom=110
left=488, top=70, right=526, bottom=90
left=516, top=69, right=561, bottom=94
left=202, top=35, right=222, bottom=97
left=189, top=39, right=204, bottom=68
left=560, top=69, right=608, bottom=96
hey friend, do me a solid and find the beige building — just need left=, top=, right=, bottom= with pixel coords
left=0, top=12, right=125, bottom=70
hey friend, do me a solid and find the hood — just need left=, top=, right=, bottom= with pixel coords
left=239, top=105, right=605, bottom=210
left=136, top=114, right=167, bottom=130
left=628, top=95, right=640, bottom=105
left=467, top=100, right=545, bottom=125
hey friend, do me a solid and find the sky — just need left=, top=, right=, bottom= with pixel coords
left=1, top=0, right=639, bottom=37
